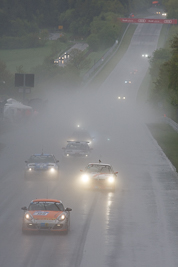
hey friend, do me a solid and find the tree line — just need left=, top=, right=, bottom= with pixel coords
left=0, top=0, right=164, bottom=97
left=149, top=28, right=178, bottom=120
left=148, top=0, right=178, bottom=120
left=0, top=0, right=153, bottom=49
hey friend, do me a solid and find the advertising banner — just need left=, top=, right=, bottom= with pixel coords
left=119, top=18, right=177, bottom=24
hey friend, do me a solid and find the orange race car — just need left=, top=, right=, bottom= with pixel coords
left=21, top=198, right=72, bottom=234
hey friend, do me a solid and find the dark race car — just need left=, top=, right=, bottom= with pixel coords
left=25, top=154, right=59, bottom=178
left=70, top=129, right=94, bottom=145
left=62, top=141, right=92, bottom=158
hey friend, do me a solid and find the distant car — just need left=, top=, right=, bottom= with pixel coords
left=124, top=80, right=131, bottom=84
left=70, top=129, right=93, bottom=145
left=21, top=198, right=72, bottom=234
left=62, top=141, right=92, bottom=158
left=25, top=154, right=59, bottom=178
left=118, top=96, right=126, bottom=100
left=129, top=13, right=134, bottom=18
left=80, top=163, right=118, bottom=190
left=162, top=12, right=167, bottom=16
left=130, top=69, right=138, bottom=75
left=156, top=11, right=161, bottom=14
left=54, top=59, right=59, bottom=64
left=142, top=54, right=149, bottom=58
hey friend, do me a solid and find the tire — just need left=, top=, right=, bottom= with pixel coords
left=62, top=220, right=70, bottom=235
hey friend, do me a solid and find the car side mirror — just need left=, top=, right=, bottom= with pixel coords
left=21, top=206, right=27, bottom=211
left=65, top=207, right=72, bottom=211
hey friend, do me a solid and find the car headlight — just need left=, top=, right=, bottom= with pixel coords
left=25, top=213, right=33, bottom=221
left=50, top=167, right=55, bottom=172
left=82, top=174, right=89, bottom=183
left=57, top=213, right=66, bottom=221
left=108, top=176, right=115, bottom=183
left=27, top=166, right=33, bottom=171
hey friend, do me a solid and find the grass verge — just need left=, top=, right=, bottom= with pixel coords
left=0, top=40, right=70, bottom=74
left=147, top=123, right=178, bottom=171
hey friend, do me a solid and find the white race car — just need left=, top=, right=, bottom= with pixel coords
left=62, top=141, right=92, bottom=158
left=80, top=163, right=118, bottom=190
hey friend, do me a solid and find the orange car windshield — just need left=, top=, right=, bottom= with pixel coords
left=28, top=202, right=64, bottom=211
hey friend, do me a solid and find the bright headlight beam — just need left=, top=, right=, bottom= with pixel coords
left=60, top=214, right=65, bottom=220
left=25, top=213, right=32, bottom=220
left=108, top=176, right=114, bottom=183
left=58, top=214, right=66, bottom=221
left=82, top=174, right=89, bottom=183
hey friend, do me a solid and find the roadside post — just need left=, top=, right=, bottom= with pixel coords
left=15, top=73, right=34, bottom=103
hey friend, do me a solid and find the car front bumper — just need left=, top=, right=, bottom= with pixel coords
left=22, top=219, right=68, bottom=232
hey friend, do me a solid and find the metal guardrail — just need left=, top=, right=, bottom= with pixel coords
left=82, top=24, right=130, bottom=85
left=163, top=117, right=178, bottom=133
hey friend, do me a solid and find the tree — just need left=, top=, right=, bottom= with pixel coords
left=149, top=48, right=171, bottom=82
left=163, top=0, right=178, bottom=20
left=87, top=34, right=100, bottom=51
left=152, top=61, right=170, bottom=104
left=170, top=34, right=178, bottom=53
left=149, top=34, right=178, bottom=109
left=0, top=60, right=13, bottom=95
left=89, top=12, right=121, bottom=49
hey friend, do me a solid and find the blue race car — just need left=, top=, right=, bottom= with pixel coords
left=25, top=153, right=59, bottom=179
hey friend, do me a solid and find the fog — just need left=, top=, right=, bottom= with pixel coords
left=1, top=10, right=178, bottom=267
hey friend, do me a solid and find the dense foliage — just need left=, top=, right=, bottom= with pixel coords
left=162, top=0, right=178, bottom=20
left=149, top=0, right=178, bottom=119
left=0, top=0, right=158, bottom=95
left=0, top=0, right=152, bottom=39
left=149, top=32, right=178, bottom=120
